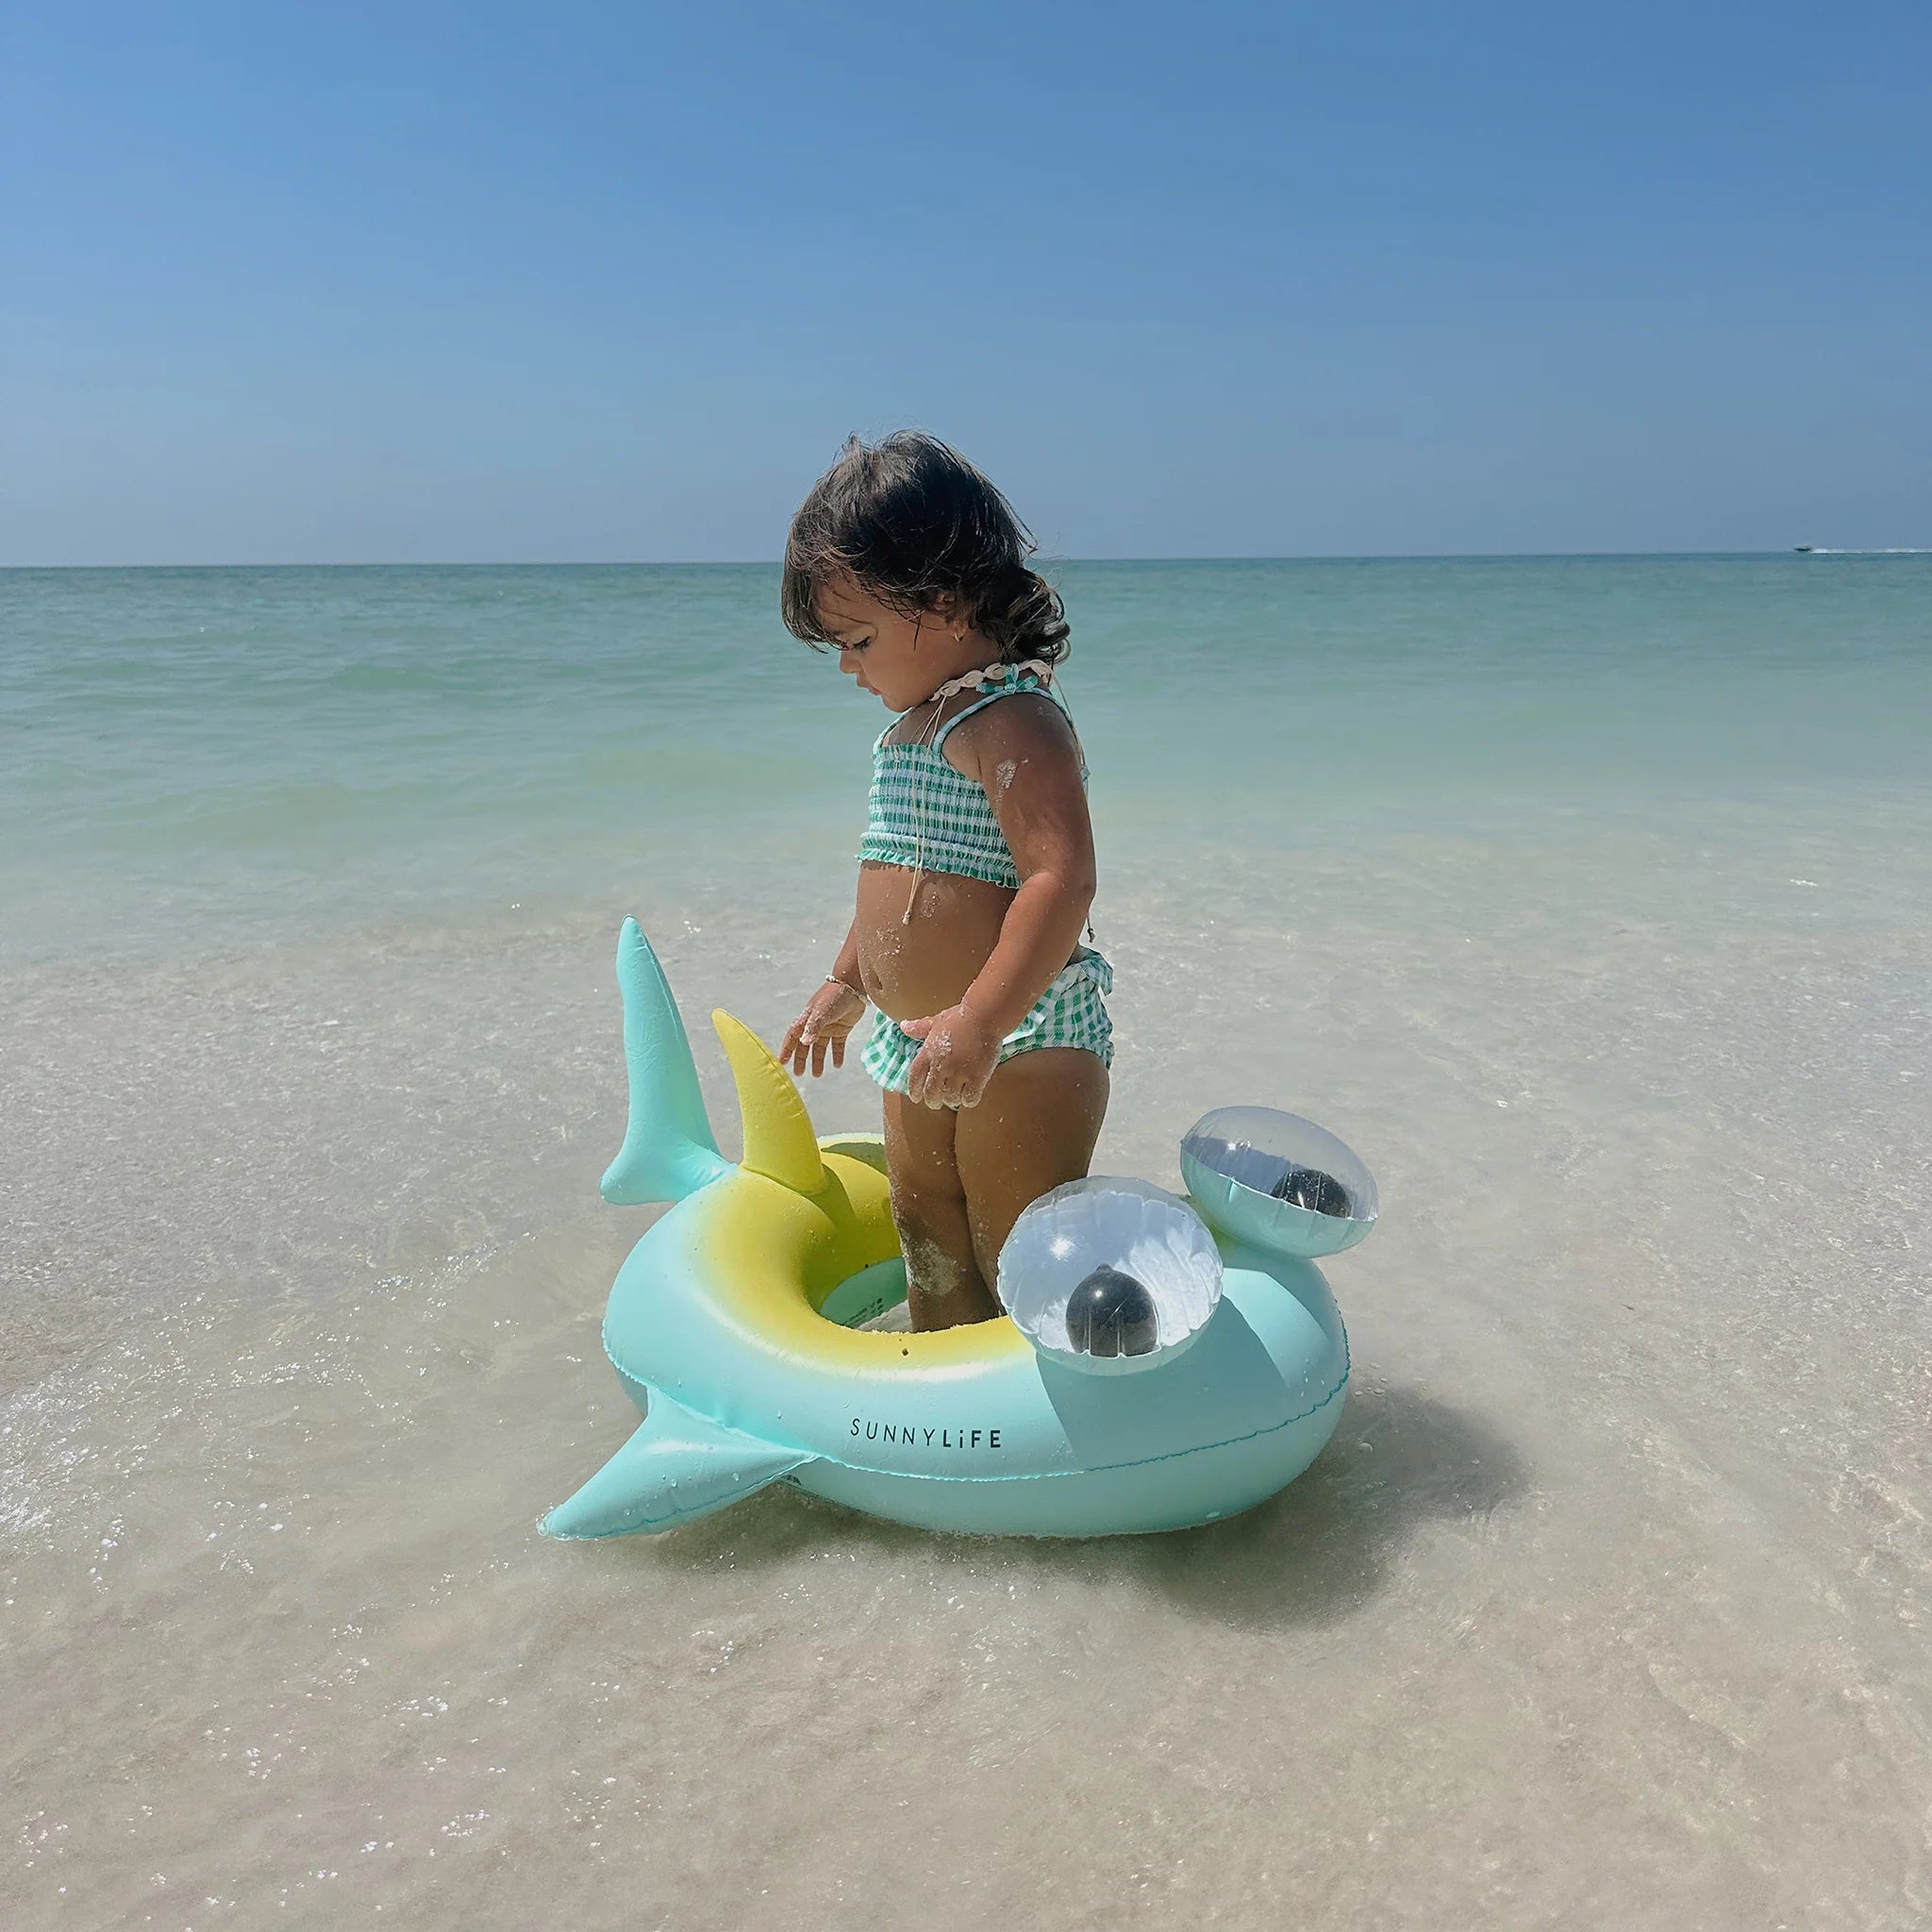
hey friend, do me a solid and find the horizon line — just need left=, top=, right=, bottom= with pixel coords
left=0, top=547, right=1876, bottom=572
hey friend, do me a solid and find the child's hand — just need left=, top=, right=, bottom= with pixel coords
left=781, top=979, right=868, bottom=1078
left=900, top=1005, right=1003, bottom=1110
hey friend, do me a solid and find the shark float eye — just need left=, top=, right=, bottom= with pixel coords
left=996, top=1178, right=1223, bottom=1375
left=543, top=921, right=1370, bottom=1542
left=1180, top=1106, right=1378, bottom=1260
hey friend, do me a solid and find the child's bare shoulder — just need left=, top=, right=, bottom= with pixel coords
left=941, top=691, right=1077, bottom=782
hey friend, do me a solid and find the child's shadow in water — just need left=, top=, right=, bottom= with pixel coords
left=634, top=1377, right=1529, bottom=1633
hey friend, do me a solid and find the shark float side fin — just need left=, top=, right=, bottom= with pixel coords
left=541, top=1393, right=809, bottom=1539
left=600, top=919, right=733, bottom=1207
left=712, top=1009, right=824, bottom=1195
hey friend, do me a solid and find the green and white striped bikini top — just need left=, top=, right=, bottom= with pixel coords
left=858, top=658, right=1086, bottom=907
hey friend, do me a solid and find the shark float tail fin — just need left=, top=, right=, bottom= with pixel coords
left=541, top=1392, right=809, bottom=1539
left=599, top=919, right=733, bottom=1207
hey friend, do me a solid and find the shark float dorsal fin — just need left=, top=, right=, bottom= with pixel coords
left=541, top=1393, right=809, bottom=1539
left=712, top=1009, right=825, bottom=1195
left=600, top=919, right=732, bottom=1207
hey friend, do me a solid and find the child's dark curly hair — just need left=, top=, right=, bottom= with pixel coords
left=782, top=431, right=1070, bottom=666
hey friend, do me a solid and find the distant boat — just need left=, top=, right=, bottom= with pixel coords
left=1794, top=543, right=1815, bottom=552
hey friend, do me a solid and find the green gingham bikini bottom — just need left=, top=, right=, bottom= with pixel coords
left=860, top=946, right=1114, bottom=1096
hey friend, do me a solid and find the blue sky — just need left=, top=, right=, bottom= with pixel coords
left=3, top=2, right=1927, bottom=561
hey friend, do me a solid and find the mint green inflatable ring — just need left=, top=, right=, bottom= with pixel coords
left=541, top=922, right=1368, bottom=1541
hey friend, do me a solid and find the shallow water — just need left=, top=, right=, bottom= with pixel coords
left=4, top=559, right=1930, bottom=1926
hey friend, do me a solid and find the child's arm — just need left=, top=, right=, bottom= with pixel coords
left=899, top=699, right=1096, bottom=1109
left=782, top=915, right=867, bottom=1077
left=826, top=916, right=863, bottom=997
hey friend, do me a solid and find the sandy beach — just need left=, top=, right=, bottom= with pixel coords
left=7, top=841, right=1929, bottom=1923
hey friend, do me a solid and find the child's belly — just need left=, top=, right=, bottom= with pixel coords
left=855, top=862, right=1015, bottom=1022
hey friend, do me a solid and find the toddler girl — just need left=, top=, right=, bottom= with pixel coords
left=778, top=433, right=1113, bottom=1331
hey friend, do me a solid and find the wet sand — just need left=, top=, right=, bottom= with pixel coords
left=6, top=828, right=1929, bottom=1929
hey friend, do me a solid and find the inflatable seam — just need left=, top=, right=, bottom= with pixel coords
left=829, top=1368, right=1351, bottom=1485
left=600, top=1313, right=1350, bottom=1489
left=627, top=1364, right=1350, bottom=1486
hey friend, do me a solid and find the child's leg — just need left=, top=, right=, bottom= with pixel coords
left=882, top=1088, right=1001, bottom=1330
left=954, top=1047, right=1109, bottom=1290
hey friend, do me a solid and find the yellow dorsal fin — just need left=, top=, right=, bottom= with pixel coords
left=711, top=1010, right=824, bottom=1194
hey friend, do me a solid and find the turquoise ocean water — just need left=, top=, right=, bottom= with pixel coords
left=6, top=555, right=1928, bottom=963
left=5, top=557, right=1930, bottom=1927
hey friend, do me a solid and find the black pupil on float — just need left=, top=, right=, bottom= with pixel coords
left=1268, top=1165, right=1352, bottom=1217
left=1066, top=1265, right=1158, bottom=1357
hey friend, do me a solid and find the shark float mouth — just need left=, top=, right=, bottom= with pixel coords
left=541, top=921, right=1372, bottom=1542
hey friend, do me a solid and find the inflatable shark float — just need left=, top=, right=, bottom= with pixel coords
left=541, top=921, right=1377, bottom=1541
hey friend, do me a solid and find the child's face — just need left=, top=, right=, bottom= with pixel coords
left=814, top=574, right=976, bottom=712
